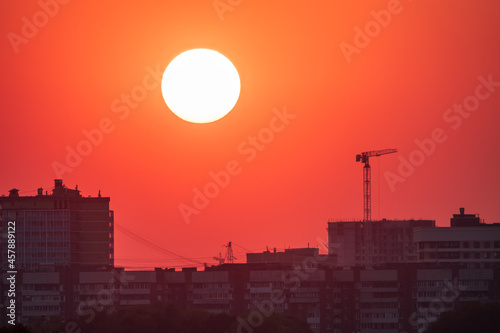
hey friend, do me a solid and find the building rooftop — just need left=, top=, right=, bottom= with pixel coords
left=0, top=179, right=108, bottom=200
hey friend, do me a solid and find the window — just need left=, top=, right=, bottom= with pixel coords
left=438, top=252, right=451, bottom=259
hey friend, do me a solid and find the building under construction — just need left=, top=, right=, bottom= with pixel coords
left=328, top=219, right=435, bottom=267
left=327, top=149, right=434, bottom=267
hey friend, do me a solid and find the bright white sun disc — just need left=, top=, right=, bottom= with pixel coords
left=161, top=49, right=241, bottom=123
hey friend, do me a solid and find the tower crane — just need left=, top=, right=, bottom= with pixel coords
left=224, top=241, right=236, bottom=264
left=356, top=148, right=397, bottom=222
left=213, top=242, right=236, bottom=265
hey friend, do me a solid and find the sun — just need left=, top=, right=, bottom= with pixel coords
left=161, top=49, right=241, bottom=124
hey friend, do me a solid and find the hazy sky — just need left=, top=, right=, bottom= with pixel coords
left=1, top=0, right=499, bottom=269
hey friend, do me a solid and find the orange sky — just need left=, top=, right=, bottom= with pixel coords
left=1, top=0, right=499, bottom=269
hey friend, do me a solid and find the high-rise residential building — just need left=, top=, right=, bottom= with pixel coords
left=328, top=219, right=435, bottom=267
left=414, top=208, right=500, bottom=268
left=0, top=179, right=114, bottom=271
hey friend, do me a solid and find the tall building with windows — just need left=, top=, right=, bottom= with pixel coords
left=328, top=219, right=435, bottom=267
left=0, top=179, right=114, bottom=271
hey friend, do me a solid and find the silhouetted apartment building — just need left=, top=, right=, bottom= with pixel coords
left=0, top=179, right=114, bottom=271
left=414, top=208, right=500, bottom=268
left=3, top=263, right=500, bottom=333
left=328, top=219, right=435, bottom=267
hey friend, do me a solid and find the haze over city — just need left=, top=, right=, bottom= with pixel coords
left=1, top=0, right=499, bottom=271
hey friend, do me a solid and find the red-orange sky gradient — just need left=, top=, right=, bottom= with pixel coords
left=1, top=0, right=499, bottom=269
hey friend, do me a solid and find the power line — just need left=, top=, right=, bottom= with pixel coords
left=232, top=242, right=258, bottom=253
left=114, top=223, right=204, bottom=266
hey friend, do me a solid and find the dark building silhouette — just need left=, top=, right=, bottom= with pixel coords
left=450, top=207, right=481, bottom=227
left=2, top=262, right=500, bottom=333
left=0, top=179, right=114, bottom=271
left=246, top=246, right=336, bottom=266
left=328, top=219, right=435, bottom=267
left=414, top=208, right=500, bottom=269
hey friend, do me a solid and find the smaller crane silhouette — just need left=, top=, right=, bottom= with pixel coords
left=213, top=241, right=236, bottom=265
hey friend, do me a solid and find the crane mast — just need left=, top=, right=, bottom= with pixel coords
left=213, top=241, right=236, bottom=265
left=225, top=241, right=235, bottom=264
left=356, top=148, right=397, bottom=222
